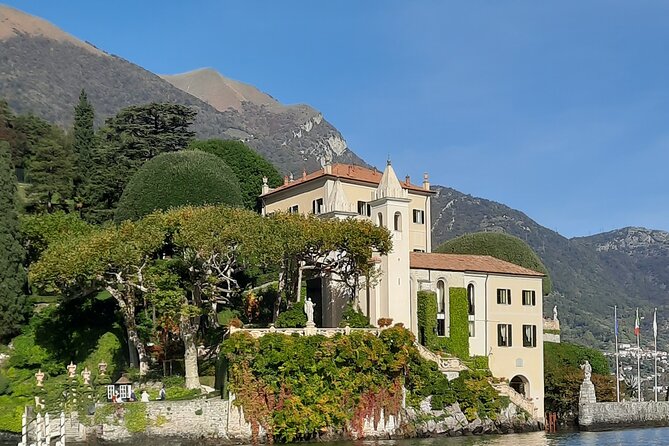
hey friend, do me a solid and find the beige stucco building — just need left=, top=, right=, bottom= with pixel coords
left=260, top=162, right=545, bottom=416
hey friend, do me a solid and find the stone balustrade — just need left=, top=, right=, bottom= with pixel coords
left=492, top=382, right=537, bottom=419
left=229, top=325, right=383, bottom=338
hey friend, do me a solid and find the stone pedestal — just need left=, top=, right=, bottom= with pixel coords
left=579, top=379, right=597, bottom=405
left=304, top=322, right=316, bottom=336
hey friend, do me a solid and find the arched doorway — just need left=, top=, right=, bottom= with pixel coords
left=510, top=375, right=530, bottom=398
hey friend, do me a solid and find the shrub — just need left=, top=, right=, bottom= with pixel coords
left=436, top=232, right=552, bottom=294
left=275, top=303, right=306, bottom=328
left=115, top=151, right=243, bottom=222
left=189, top=139, right=283, bottom=210
left=339, top=303, right=371, bottom=328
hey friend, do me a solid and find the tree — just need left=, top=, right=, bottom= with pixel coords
left=189, top=139, right=283, bottom=209
left=114, top=151, right=243, bottom=222
left=436, top=232, right=552, bottom=294
left=72, top=89, right=95, bottom=196
left=0, top=141, right=30, bottom=341
left=83, top=103, right=197, bottom=223
left=27, top=136, right=76, bottom=212
left=30, top=215, right=169, bottom=375
left=20, top=211, right=93, bottom=265
left=105, top=103, right=196, bottom=163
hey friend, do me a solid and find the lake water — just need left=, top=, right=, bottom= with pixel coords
left=3, top=428, right=669, bottom=446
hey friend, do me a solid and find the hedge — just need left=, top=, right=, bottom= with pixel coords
left=115, top=151, right=243, bottom=222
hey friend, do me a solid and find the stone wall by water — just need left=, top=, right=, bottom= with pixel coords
left=579, top=401, right=669, bottom=430
left=87, top=396, right=540, bottom=444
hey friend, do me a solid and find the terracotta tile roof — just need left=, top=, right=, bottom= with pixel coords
left=261, top=163, right=434, bottom=197
left=410, top=252, right=545, bottom=277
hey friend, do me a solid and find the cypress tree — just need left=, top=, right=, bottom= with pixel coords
left=0, top=141, right=29, bottom=341
left=72, top=89, right=95, bottom=195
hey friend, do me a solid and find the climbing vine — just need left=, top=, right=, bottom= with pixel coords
left=222, top=325, right=505, bottom=443
left=416, top=288, right=469, bottom=358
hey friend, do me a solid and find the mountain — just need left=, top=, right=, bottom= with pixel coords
left=2, top=5, right=667, bottom=350
left=430, top=185, right=669, bottom=349
left=0, top=5, right=363, bottom=174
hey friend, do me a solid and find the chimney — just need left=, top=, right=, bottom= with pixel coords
left=423, top=172, right=430, bottom=190
left=405, top=175, right=411, bottom=185
left=283, top=175, right=289, bottom=186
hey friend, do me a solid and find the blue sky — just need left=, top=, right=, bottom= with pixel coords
left=5, top=1, right=669, bottom=237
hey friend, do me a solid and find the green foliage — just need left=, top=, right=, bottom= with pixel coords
left=436, top=232, right=552, bottom=294
left=189, top=139, right=283, bottom=210
left=0, top=141, right=29, bottom=342
left=115, top=151, right=243, bottom=222
left=544, top=341, right=612, bottom=418
left=0, top=395, right=28, bottom=433
left=83, top=103, right=197, bottom=224
left=26, top=135, right=76, bottom=212
left=124, top=402, right=148, bottom=433
left=72, top=89, right=95, bottom=196
left=223, top=326, right=505, bottom=443
left=20, top=211, right=92, bottom=264
left=416, top=288, right=469, bottom=358
left=441, top=287, right=469, bottom=359
left=274, top=302, right=306, bottom=328
left=339, top=302, right=371, bottom=328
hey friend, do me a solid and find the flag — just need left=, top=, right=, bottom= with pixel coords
left=635, top=308, right=640, bottom=337
left=653, top=308, right=657, bottom=340
left=614, top=306, right=619, bottom=337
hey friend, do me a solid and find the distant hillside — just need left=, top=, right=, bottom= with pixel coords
left=430, top=185, right=669, bottom=349
left=0, top=5, right=364, bottom=174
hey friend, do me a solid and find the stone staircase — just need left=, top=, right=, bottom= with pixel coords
left=414, top=343, right=468, bottom=380
left=491, top=382, right=538, bottom=419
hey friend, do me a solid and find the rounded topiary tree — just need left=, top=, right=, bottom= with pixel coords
left=189, top=139, right=283, bottom=210
left=115, top=151, right=243, bottom=222
left=435, top=232, right=552, bottom=294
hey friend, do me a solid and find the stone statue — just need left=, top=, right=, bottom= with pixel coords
left=581, top=360, right=592, bottom=381
left=304, top=298, right=315, bottom=326
left=35, top=369, right=45, bottom=387
left=553, top=305, right=558, bottom=321
left=82, top=367, right=92, bottom=385
left=67, top=362, right=77, bottom=378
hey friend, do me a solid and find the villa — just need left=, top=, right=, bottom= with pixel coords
left=260, top=162, right=545, bottom=416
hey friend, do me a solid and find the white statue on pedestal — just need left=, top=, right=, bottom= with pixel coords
left=581, top=360, right=592, bottom=381
left=553, top=305, right=558, bottom=321
left=304, top=298, right=315, bottom=326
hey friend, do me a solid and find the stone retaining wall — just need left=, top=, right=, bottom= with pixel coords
left=579, top=401, right=669, bottom=430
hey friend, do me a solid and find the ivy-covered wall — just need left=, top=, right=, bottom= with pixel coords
left=416, top=288, right=469, bottom=359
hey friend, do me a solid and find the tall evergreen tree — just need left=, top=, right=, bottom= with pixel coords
left=0, top=141, right=29, bottom=341
left=28, top=136, right=76, bottom=212
left=72, top=89, right=95, bottom=196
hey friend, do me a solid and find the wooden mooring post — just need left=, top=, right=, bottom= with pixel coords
left=545, top=412, right=558, bottom=433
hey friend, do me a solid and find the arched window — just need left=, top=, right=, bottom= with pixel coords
left=393, top=212, right=402, bottom=231
left=467, top=284, right=475, bottom=316
left=377, top=212, right=383, bottom=227
left=436, top=280, right=446, bottom=337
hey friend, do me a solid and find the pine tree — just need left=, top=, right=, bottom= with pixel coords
left=28, top=136, right=76, bottom=212
left=0, top=141, right=29, bottom=341
left=72, top=89, right=95, bottom=196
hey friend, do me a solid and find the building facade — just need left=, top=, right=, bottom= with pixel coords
left=260, top=162, right=545, bottom=415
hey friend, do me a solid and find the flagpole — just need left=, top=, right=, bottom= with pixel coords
left=654, top=308, right=658, bottom=402
left=637, top=307, right=641, bottom=402
left=615, top=305, right=620, bottom=402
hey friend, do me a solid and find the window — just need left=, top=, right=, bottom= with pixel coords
left=357, top=201, right=371, bottom=216
left=413, top=209, right=425, bottom=224
left=377, top=212, right=384, bottom=227
left=467, top=284, right=475, bottom=315
left=468, top=320, right=475, bottom=337
left=497, top=289, right=511, bottom=305
left=312, top=198, right=323, bottom=214
left=523, top=324, right=537, bottom=347
left=288, top=205, right=299, bottom=214
left=393, top=212, right=402, bottom=231
left=497, top=324, right=512, bottom=347
left=522, top=290, right=536, bottom=306
left=436, top=280, right=446, bottom=337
